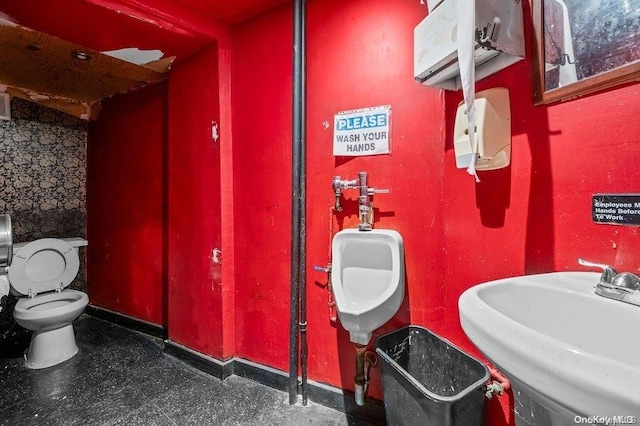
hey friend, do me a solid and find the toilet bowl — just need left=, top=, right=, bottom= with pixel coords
left=331, top=229, right=405, bottom=345
left=7, top=237, right=88, bottom=369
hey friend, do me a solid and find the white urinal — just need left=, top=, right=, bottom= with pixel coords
left=331, top=229, right=405, bottom=345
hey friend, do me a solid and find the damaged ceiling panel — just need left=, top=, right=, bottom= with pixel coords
left=0, top=18, right=172, bottom=120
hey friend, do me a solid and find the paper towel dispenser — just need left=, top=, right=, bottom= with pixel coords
left=414, top=0, right=525, bottom=90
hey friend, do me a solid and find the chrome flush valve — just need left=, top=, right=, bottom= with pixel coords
left=331, top=172, right=389, bottom=230
left=332, top=176, right=344, bottom=211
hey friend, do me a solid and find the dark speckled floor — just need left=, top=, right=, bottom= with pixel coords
left=0, top=315, right=375, bottom=426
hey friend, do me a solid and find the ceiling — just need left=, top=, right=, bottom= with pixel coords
left=174, top=0, right=291, bottom=24
left=0, top=0, right=211, bottom=60
left=0, top=0, right=292, bottom=59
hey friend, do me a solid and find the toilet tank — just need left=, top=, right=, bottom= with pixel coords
left=61, top=237, right=88, bottom=253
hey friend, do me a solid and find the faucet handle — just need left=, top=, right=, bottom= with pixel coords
left=612, top=272, right=640, bottom=292
left=577, top=258, right=617, bottom=283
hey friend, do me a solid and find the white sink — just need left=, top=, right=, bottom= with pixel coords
left=459, top=272, right=640, bottom=420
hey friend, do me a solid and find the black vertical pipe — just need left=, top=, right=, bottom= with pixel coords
left=299, top=0, right=308, bottom=406
left=289, top=0, right=304, bottom=406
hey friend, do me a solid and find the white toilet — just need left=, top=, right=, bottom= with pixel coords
left=331, top=229, right=405, bottom=345
left=3, top=237, right=88, bottom=369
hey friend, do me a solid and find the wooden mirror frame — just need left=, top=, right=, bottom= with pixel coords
left=532, top=0, right=640, bottom=105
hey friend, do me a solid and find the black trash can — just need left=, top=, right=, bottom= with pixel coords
left=375, top=326, right=489, bottom=426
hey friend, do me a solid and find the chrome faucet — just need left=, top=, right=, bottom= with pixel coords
left=578, top=258, right=640, bottom=306
left=332, top=172, right=389, bottom=231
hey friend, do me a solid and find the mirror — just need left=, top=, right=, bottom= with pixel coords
left=533, top=0, right=640, bottom=104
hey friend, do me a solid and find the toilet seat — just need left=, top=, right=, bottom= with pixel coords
left=8, top=238, right=79, bottom=296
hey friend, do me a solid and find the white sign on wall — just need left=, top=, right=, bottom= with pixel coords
left=333, top=105, right=391, bottom=156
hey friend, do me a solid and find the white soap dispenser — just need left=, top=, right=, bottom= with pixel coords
left=453, top=87, right=511, bottom=171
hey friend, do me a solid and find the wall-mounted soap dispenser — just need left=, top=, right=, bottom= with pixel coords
left=453, top=87, right=511, bottom=171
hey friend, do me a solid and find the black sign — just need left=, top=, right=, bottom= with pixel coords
left=592, top=194, right=640, bottom=226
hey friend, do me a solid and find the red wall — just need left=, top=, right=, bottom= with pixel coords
left=87, top=82, right=168, bottom=325
left=231, top=0, right=640, bottom=424
left=440, top=62, right=640, bottom=423
left=304, top=0, right=447, bottom=397
left=232, top=0, right=445, bottom=399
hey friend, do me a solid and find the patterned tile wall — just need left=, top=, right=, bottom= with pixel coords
left=0, top=98, right=87, bottom=291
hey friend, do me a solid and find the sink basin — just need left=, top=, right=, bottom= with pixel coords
left=459, top=272, right=640, bottom=421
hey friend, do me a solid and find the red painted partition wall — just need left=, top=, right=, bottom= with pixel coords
left=87, top=83, right=168, bottom=325
left=73, top=0, right=235, bottom=360
left=167, top=45, right=227, bottom=358
left=231, top=4, right=298, bottom=372
left=232, top=0, right=640, bottom=424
